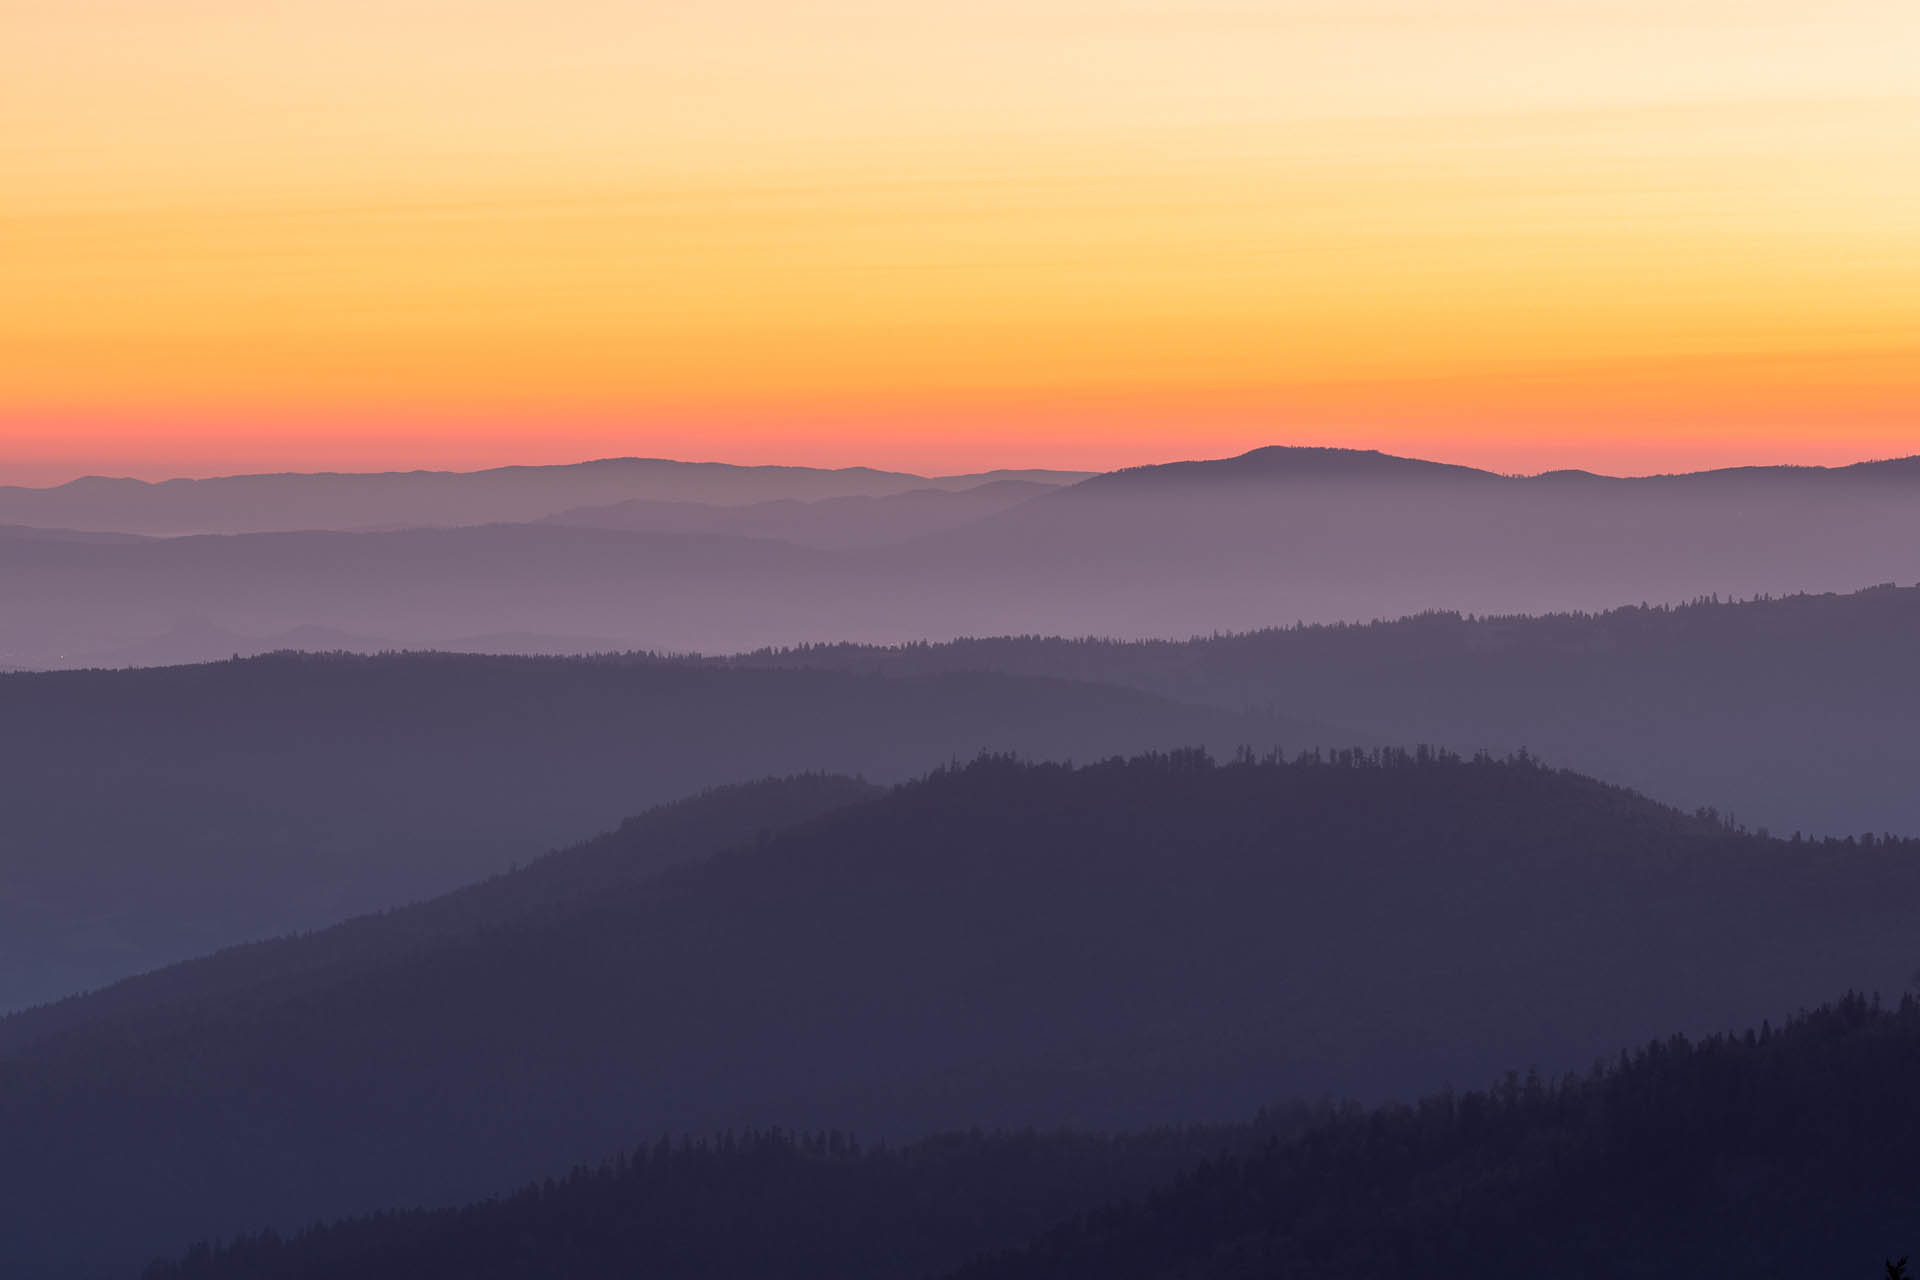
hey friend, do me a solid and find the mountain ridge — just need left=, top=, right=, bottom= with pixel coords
left=704, top=584, right=1920, bottom=837
left=0, top=457, right=1094, bottom=536
left=7, top=444, right=1920, bottom=671
left=1084, top=444, right=1920, bottom=488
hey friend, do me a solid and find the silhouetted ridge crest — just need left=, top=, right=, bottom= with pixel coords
left=701, top=583, right=1920, bottom=837
left=0, top=456, right=1094, bottom=537
left=1843, top=454, right=1920, bottom=479
left=1079, top=445, right=1499, bottom=492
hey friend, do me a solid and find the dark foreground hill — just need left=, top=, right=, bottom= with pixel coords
left=139, top=1118, right=1306, bottom=1280
left=0, top=652, right=1315, bottom=1012
left=716, top=584, right=1920, bottom=837
left=6, top=751, right=1920, bottom=1275
left=957, top=993, right=1920, bottom=1280
left=141, top=995, right=1920, bottom=1280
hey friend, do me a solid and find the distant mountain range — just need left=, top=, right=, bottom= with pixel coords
left=883, top=446, right=1920, bottom=637
left=1, top=446, right=1915, bottom=669
left=0, top=457, right=1093, bottom=536
left=7, top=751, right=1919, bottom=1277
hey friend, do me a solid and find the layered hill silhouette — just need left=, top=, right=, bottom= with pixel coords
left=7, top=751, right=1920, bottom=1275
left=0, top=458, right=1089, bottom=536
left=0, top=653, right=1318, bottom=1012
left=953, top=993, right=1920, bottom=1280
left=141, top=995, right=1920, bottom=1280
left=0, top=774, right=878, bottom=1056
left=542, top=478, right=1055, bottom=549
left=716, top=584, right=1920, bottom=838
left=0, top=521, right=857, bottom=665
left=884, top=446, right=1920, bottom=636
left=141, top=1119, right=1312, bottom=1280
left=4, top=446, right=1918, bottom=668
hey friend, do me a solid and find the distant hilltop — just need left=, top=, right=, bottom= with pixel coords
left=1, top=445, right=1914, bottom=536
left=1092, top=444, right=1920, bottom=488
left=0, top=456, right=1096, bottom=537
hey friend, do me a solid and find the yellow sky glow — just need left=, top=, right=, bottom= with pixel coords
left=2, top=0, right=1915, bottom=480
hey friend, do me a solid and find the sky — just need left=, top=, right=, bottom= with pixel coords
left=3, top=0, right=1916, bottom=483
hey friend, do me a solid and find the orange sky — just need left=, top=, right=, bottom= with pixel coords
left=3, top=0, right=1916, bottom=483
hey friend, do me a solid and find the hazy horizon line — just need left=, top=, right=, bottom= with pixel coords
left=6, top=441, right=1918, bottom=492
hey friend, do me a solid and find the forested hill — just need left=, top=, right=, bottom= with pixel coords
left=0, top=651, right=1319, bottom=1012
left=0, top=774, right=877, bottom=1056
left=139, top=1116, right=1308, bottom=1280
left=955, top=993, right=1920, bottom=1280
left=710, top=584, right=1920, bottom=837
left=141, top=995, right=1920, bottom=1280
left=7, top=751, right=1920, bottom=1275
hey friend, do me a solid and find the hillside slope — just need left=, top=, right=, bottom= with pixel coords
left=956, top=993, right=1920, bottom=1280
left=140, top=996, right=1920, bottom=1280
left=138, top=1119, right=1308, bottom=1280
left=0, top=774, right=877, bottom=1056
left=0, top=652, right=1318, bottom=1011
left=717, top=584, right=1920, bottom=836
left=5, top=751, right=1920, bottom=1275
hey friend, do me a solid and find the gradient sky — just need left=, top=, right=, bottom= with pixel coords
left=4, top=0, right=1916, bottom=483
